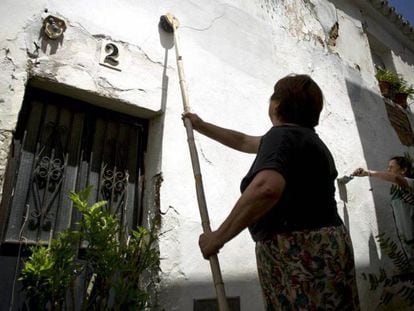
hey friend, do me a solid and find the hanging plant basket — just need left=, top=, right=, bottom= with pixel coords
left=394, top=80, right=414, bottom=109
left=378, top=80, right=392, bottom=98
left=375, top=68, right=400, bottom=99
left=394, top=93, right=408, bottom=109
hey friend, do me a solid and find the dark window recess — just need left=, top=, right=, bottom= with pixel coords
left=1, top=88, right=147, bottom=244
left=367, top=33, right=395, bottom=72
left=193, top=297, right=240, bottom=311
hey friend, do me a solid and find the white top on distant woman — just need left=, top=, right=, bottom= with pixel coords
left=353, top=156, right=414, bottom=258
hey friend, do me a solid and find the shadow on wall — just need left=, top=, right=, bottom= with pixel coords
left=156, top=20, right=265, bottom=311
left=139, top=22, right=173, bottom=225
left=159, top=277, right=265, bottom=311
left=344, top=77, right=412, bottom=263
left=0, top=251, right=263, bottom=310
left=345, top=78, right=406, bottom=234
left=344, top=78, right=406, bottom=308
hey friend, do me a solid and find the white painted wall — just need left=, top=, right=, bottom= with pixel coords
left=1, top=0, right=414, bottom=310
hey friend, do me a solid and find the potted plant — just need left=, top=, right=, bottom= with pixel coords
left=375, top=68, right=400, bottom=98
left=394, top=79, right=414, bottom=109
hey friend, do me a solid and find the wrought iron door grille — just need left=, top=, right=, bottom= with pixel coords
left=1, top=88, right=147, bottom=244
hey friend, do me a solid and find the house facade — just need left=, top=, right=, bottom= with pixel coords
left=0, top=0, right=414, bottom=310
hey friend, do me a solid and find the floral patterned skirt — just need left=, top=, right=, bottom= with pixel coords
left=256, top=225, right=360, bottom=311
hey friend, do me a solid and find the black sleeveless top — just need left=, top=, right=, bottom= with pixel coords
left=240, top=125, right=342, bottom=241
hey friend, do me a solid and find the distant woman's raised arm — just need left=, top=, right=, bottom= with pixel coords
left=352, top=167, right=411, bottom=190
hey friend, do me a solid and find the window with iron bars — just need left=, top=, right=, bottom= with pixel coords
left=0, top=87, right=148, bottom=245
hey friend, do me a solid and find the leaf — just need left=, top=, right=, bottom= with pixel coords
left=79, top=185, right=93, bottom=202
left=90, top=200, right=108, bottom=213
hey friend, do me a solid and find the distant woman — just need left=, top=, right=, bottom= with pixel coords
left=353, top=156, right=414, bottom=260
left=184, top=74, right=360, bottom=310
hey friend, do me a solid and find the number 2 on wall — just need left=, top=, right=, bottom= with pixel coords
left=104, top=43, right=119, bottom=66
left=99, top=40, right=122, bottom=71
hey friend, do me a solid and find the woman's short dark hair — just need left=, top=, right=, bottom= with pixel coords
left=270, top=74, right=323, bottom=128
left=390, top=156, right=413, bottom=177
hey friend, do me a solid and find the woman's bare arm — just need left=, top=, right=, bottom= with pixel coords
left=352, top=167, right=411, bottom=189
left=199, top=169, right=285, bottom=258
left=183, top=112, right=261, bottom=154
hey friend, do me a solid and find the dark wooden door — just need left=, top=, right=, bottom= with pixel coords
left=2, top=88, right=147, bottom=245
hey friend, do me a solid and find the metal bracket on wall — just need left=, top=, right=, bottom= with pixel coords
left=43, top=15, right=66, bottom=40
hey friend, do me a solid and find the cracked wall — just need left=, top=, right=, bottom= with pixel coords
left=24, top=14, right=164, bottom=115
left=0, top=6, right=168, bottom=213
left=260, top=0, right=338, bottom=48
left=1, top=0, right=414, bottom=310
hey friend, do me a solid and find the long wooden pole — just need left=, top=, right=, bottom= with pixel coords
left=169, top=19, right=230, bottom=311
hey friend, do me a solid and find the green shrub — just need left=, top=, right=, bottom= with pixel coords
left=19, top=186, right=160, bottom=310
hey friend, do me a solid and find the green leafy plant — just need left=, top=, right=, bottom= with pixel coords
left=362, top=233, right=414, bottom=309
left=375, top=68, right=413, bottom=107
left=19, top=230, right=81, bottom=310
left=396, top=80, right=414, bottom=99
left=375, top=68, right=399, bottom=84
left=375, top=68, right=401, bottom=99
left=375, top=68, right=401, bottom=85
left=19, top=186, right=160, bottom=310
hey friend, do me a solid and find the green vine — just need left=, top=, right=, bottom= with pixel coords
left=362, top=233, right=414, bottom=308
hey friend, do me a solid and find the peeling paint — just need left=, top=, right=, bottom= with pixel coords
left=328, top=22, right=339, bottom=47
left=153, top=172, right=163, bottom=223
left=0, top=129, right=13, bottom=199
left=0, top=1, right=414, bottom=310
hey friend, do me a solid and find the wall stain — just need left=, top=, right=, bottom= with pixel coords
left=328, top=22, right=339, bottom=47
left=153, top=172, right=164, bottom=224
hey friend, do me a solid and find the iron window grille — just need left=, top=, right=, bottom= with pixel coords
left=0, top=87, right=147, bottom=245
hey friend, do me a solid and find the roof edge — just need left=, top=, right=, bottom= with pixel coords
left=368, top=0, right=414, bottom=42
